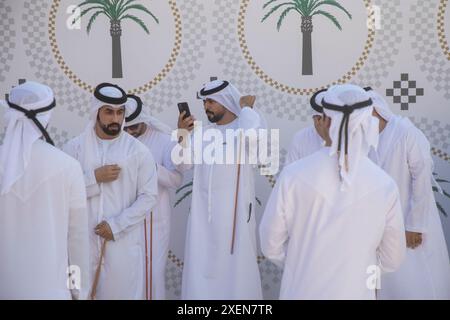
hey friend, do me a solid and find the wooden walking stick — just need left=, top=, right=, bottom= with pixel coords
left=231, top=130, right=243, bottom=255
left=90, top=239, right=107, bottom=300
left=150, top=211, right=153, bottom=300
left=144, top=217, right=149, bottom=300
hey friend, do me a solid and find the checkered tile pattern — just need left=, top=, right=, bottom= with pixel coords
left=164, top=254, right=282, bottom=300
left=258, top=259, right=282, bottom=299
left=47, top=126, right=70, bottom=149
left=410, top=116, right=450, bottom=152
left=22, top=1, right=92, bottom=120
left=0, top=2, right=16, bottom=83
left=353, top=0, right=403, bottom=88
left=141, top=0, right=208, bottom=116
left=437, top=0, right=450, bottom=61
left=212, top=0, right=403, bottom=123
left=165, top=261, right=182, bottom=299
left=410, top=0, right=450, bottom=99
left=386, top=73, right=424, bottom=111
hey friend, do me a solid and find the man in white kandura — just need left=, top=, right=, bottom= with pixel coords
left=63, top=83, right=158, bottom=300
left=285, top=88, right=330, bottom=166
left=367, top=89, right=450, bottom=300
left=0, top=81, right=90, bottom=299
left=124, top=94, right=183, bottom=300
left=260, top=84, right=406, bottom=299
left=176, top=80, right=265, bottom=299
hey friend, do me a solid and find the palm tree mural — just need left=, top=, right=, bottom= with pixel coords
left=433, top=172, right=450, bottom=218
left=261, top=0, right=352, bottom=76
left=72, top=0, right=159, bottom=78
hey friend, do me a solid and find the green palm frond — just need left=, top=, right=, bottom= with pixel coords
left=77, top=0, right=113, bottom=14
left=276, top=6, right=299, bottom=30
left=72, top=6, right=110, bottom=24
left=119, top=4, right=159, bottom=23
left=86, top=10, right=106, bottom=34
left=294, top=0, right=311, bottom=16
left=261, top=2, right=297, bottom=22
left=174, top=190, right=192, bottom=208
left=121, top=14, right=150, bottom=33
left=312, top=9, right=342, bottom=30
left=263, top=0, right=279, bottom=10
left=176, top=181, right=193, bottom=194
left=443, top=189, right=450, bottom=199
left=436, top=202, right=448, bottom=217
left=311, top=0, right=352, bottom=19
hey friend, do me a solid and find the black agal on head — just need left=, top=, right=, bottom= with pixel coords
left=94, top=83, right=127, bottom=105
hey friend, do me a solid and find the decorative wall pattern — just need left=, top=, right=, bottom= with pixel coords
left=1, top=0, right=449, bottom=300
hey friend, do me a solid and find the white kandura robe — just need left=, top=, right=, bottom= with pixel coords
left=137, top=127, right=183, bottom=300
left=179, top=107, right=264, bottom=300
left=63, top=131, right=158, bottom=300
left=285, top=125, right=324, bottom=166
left=0, top=140, right=90, bottom=299
left=260, top=148, right=406, bottom=299
left=371, top=116, right=450, bottom=299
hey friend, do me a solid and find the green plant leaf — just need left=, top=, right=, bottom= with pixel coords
left=312, top=9, right=342, bottom=30
left=174, top=190, right=192, bottom=208
left=86, top=10, right=106, bottom=34
left=436, top=202, right=448, bottom=217
left=276, top=7, right=298, bottom=31
left=119, top=4, right=159, bottom=23
left=176, top=181, right=193, bottom=194
left=261, top=2, right=296, bottom=22
left=121, top=14, right=150, bottom=33
left=311, top=0, right=352, bottom=19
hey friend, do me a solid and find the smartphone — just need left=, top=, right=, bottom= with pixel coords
left=177, top=102, right=191, bottom=119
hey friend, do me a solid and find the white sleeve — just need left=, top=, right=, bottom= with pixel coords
left=285, top=133, right=302, bottom=167
left=157, top=140, right=183, bottom=189
left=377, top=184, right=406, bottom=273
left=67, top=162, right=91, bottom=300
left=171, top=129, right=194, bottom=173
left=106, top=150, right=158, bottom=240
left=259, top=175, right=290, bottom=268
left=239, top=107, right=264, bottom=130
left=63, top=139, right=100, bottom=199
left=405, top=128, right=433, bottom=233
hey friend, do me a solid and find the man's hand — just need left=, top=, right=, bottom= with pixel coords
left=240, top=95, right=256, bottom=108
left=95, top=221, right=114, bottom=241
left=177, top=111, right=195, bottom=146
left=177, top=111, right=195, bottom=131
left=94, top=165, right=121, bottom=183
left=406, top=231, right=423, bottom=249
left=313, top=115, right=332, bottom=146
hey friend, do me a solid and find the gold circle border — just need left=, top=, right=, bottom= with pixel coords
left=48, top=0, right=182, bottom=94
left=237, top=0, right=375, bottom=95
left=438, top=0, right=450, bottom=61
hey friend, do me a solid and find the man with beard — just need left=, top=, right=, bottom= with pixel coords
left=124, top=94, right=183, bottom=299
left=175, top=80, right=265, bottom=299
left=63, top=83, right=158, bottom=299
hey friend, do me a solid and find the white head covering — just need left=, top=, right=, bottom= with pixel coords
left=310, top=88, right=327, bottom=117
left=0, top=81, right=55, bottom=195
left=124, top=95, right=172, bottom=135
left=322, top=84, right=379, bottom=190
left=198, top=80, right=242, bottom=116
left=366, top=89, right=395, bottom=122
left=80, top=83, right=128, bottom=168
left=74, top=83, right=127, bottom=230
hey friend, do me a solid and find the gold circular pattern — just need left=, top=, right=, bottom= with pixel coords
left=237, top=0, right=375, bottom=95
left=48, top=0, right=182, bottom=94
left=437, top=0, right=450, bottom=61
